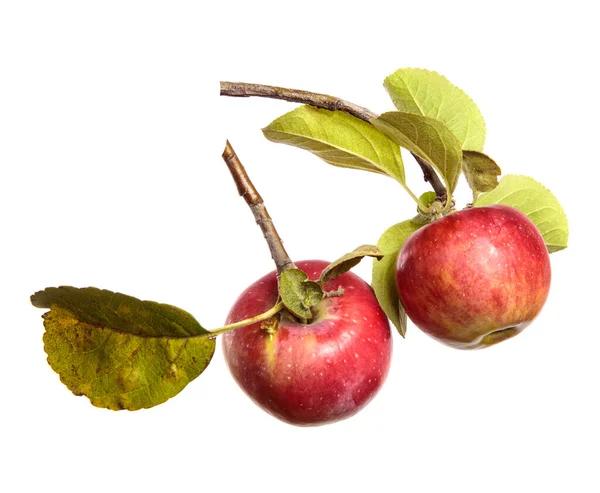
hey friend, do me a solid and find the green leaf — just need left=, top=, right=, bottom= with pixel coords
left=31, top=287, right=215, bottom=410
left=462, top=150, right=501, bottom=198
left=372, top=112, right=463, bottom=192
left=279, top=269, right=324, bottom=320
left=384, top=68, right=486, bottom=151
left=475, top=174, right=569, bottom=252
left=319, top=245, right=383, bottom=286
left=263, top=105, right=406, bottom=183
left=372, top=220, right=422, bottom=336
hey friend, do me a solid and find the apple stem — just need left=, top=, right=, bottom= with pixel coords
left=208, top=302, right=285, bottom=337
left=220, top=81, right=446, bottom=206
left=222, top=140, right=296, bottom=276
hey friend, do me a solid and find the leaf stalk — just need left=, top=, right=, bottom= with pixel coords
left=208, top=302, right=285, bottom=337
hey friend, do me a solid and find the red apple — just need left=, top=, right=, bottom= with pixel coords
left=223, top=260, right=392, bottom=426
left=395, top=205, right=551, bottom=349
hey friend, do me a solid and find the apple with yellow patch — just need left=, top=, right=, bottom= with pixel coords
left=223, top=260, right=392, bottom=426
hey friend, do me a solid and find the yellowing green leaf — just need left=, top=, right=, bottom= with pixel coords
left=263, top=105, right=405, bottom=183
left=462, top=150, right=501, bottom=197
left=31, top=287, right=215, bottom=410
left=384, top=68, right=486, bottom=151
left=475, top=174, right=568, bottom=252
left=372, top=112, right=463, bottom=193
left=319, top=245, right=383, bottom=286
left=372, top=220, right=422, bottom=336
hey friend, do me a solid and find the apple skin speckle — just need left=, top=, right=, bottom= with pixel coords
left=223, top=260, right=392, bottom=426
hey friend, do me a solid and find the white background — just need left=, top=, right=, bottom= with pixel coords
left=1, top=1, right=598, bottom=492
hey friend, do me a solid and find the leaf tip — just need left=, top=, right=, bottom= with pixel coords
left=30, top=286, right=59, bottom=309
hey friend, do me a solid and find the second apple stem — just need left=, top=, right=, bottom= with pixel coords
left=222, top=140, right=296, bottom=276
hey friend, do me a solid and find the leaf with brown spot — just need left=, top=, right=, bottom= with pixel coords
left=31, top=287, right=215, bottom=410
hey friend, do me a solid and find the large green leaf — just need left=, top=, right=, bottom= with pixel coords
left=31, top=287, right=215, bottom=410
left=384, top=68, right=486, bottom=151
left=475, top=174, right=568, bottom=252
left=263, top=105, right=405, bottom=183
left=372, top=112, right=463, bottom=193
left=372, top=220, right=422, bottom=336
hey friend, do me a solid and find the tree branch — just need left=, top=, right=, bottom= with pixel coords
left=220, top=81, right=446, bottom=201
left=220, top=81, right=378, bottom=123
left=222, top=140, right=296, bottom=276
